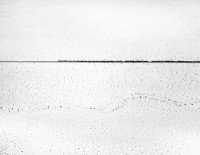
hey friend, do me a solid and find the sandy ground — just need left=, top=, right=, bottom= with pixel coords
left=0, top=64, right=200, bottom=155
left=0, top=105, right=200, bottom=155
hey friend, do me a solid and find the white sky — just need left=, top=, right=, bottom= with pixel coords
left=0, top=0, right=200, bottom=60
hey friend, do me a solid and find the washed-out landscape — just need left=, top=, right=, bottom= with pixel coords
left=0, top=0, right=200, bottom=154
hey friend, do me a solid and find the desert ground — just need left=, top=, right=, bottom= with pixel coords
left=1, top=63, right=200, bottom=155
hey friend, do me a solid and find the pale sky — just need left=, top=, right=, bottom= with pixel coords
left=0, top=0, right=200, bottom=60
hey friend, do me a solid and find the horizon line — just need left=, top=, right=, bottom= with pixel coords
left=0, top=60, right=200, bottom=63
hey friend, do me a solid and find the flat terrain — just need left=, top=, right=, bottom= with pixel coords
left=0, top=64, right=200, bottom=155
